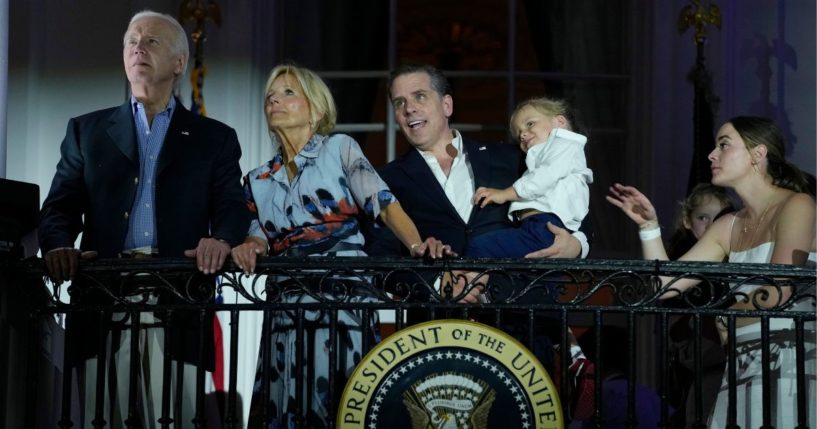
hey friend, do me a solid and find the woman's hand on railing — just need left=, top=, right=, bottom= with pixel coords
left=409, top=237, right=457, bottom=259
left=230, top=237, right=268, bottom=274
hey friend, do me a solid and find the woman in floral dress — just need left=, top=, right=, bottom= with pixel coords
left=231, top=64, right=450, bottom=428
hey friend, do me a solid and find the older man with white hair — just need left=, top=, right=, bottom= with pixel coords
left=38, top=10, right=249, bottom=427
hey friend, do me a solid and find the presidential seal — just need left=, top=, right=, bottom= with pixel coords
left=337, top=320, right=563, bottom=429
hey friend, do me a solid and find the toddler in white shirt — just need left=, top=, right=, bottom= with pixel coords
left=467, top=97, right=593, bottom=257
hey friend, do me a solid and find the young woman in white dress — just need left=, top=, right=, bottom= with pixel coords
left=607, top=116, right=815, bottom=428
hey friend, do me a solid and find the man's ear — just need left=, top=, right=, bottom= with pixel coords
left=174, top=56, right=185, bottom=76
left=442, top=94, right=454, bottom=118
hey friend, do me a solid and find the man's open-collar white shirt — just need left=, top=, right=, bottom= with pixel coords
left=416, top=129, right=475, bottom=224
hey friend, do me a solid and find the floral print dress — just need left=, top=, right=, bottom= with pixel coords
left=243, top=134, right=395, bottom=428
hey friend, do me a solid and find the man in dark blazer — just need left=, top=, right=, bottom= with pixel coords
left=369, top=64, right=588, bottom=295
left=38, top=10, right=249, bottom=426
left=368, top=64, right=590, bottom=377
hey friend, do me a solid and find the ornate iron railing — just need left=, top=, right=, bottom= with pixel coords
left=1, top=257, right=814, bottom=428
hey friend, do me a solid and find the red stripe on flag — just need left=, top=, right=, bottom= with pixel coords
left=212, top=314, right=225, bottom=392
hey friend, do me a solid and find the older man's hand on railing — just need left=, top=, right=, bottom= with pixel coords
left=184, top=237, right=232, bottom=275
left=43, top=247, right=98, bottom=284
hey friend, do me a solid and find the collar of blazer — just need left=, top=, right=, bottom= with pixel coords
left=461, top=139, right=493, bottom=189
left=396, top=148, right=453, bottom=214
left=106, top=98, right=194, bottom=175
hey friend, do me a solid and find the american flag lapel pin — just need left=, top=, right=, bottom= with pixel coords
left=479, top=146, right=487, bottom=151
left=181, top=131, right=190, bottom=136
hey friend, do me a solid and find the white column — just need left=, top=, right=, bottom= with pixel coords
left=0, top=0, right=8, bottom=178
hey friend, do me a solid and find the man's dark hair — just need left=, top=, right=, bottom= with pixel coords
left=387, top=64, right=452, bottom=100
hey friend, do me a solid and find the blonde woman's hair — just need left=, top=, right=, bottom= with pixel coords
left=264, top=64, right=337, bottom=137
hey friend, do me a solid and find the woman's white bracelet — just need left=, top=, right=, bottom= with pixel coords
left=638, top=226, right=661, bottom=241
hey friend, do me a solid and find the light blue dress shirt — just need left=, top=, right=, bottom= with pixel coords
left=123, top=96, right=175, bottom=252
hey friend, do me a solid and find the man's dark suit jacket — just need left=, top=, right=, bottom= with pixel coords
left=38, top=99, right=250, bottom=369
left=369, top=138, right=521, bottom=257
left=370, top=138, right=583, bottom=369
